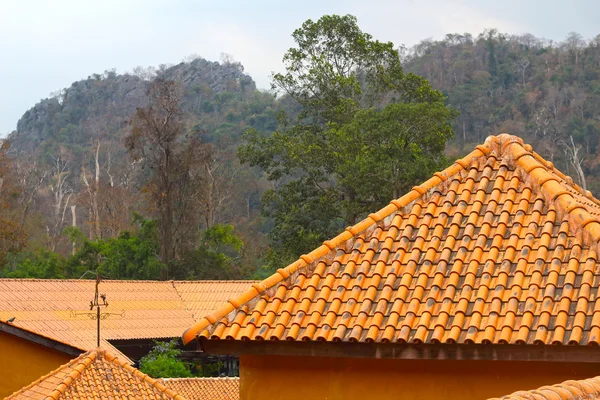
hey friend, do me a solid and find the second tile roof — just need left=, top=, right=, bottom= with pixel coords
left=0, top=280, right=257, bottom=361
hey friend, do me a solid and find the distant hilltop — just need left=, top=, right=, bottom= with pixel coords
left=12, top=57, right=256, bottom=149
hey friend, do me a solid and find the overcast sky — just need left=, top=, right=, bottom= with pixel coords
left=1, top=0, right=599, bottom=134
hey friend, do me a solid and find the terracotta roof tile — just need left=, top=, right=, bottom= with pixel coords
left=158, top=378, right=239, bottom=400
left=0, top=279, right=256, bottom=361
left=5, top=349, right=185, bottom=399
left=183, top=134, right=600, bottom=345
left=489, top=376, right=600, bottom=399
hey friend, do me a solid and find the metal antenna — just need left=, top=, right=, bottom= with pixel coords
left=70, top=271, right=124, bottom=348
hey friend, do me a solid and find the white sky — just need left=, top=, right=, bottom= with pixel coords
left=1, top=0, right=599, bottom=134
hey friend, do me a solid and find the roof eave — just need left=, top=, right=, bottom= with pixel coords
left=196, top=338, right=600, bottom=363
left=0, top=321, right=84, bottom=357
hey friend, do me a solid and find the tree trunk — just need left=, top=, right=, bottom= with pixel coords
left=565, top=135, right=587, bottom=192
left=71, top=205, right=77, bottom=255
left=93, top=141, right=101, bottom=239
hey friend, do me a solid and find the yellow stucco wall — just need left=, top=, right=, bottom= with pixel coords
left=0, top=331, right=73, bottom=398
left=240, top=354, right=600, bottom=400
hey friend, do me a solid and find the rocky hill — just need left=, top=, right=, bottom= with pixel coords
left=12, top=57, right=262, bottom=156
left=4, top=57, right=277, bottom=263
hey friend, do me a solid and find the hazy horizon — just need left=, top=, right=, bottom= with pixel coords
left=2, top=0, right=599, bottom=134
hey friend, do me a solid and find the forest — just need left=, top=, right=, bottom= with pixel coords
left=1, top=16, right=599, bottom=280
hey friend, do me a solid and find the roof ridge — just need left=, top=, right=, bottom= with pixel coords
left=171, top=280, right=197, bottom=322
left=102, top=350, right=186, bottom=399
left=182, top=135, right=498, bottom=344
left=488, top=375, right=600, bottom=399
left=499, top=134, right=600, bottom=252
left=7, top=349, right=187, bottom=399
left=48, top=349, right=98, bottom=399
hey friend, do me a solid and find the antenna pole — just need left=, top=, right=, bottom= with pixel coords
left=96, top=272, right=101, bottom=347
left=72, top=271, right=122, bottom=349
left=92, top=271, right=105, bottom=348
left=97, top=304, right=100, bottom=347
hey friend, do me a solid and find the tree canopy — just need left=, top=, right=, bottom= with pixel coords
left=139, top=340, right=192, bottom=378
left=239, top=14, right=456, bottom=266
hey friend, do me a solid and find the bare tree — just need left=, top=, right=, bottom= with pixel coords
left=515, top=58, right=530, bottom=85
left=131, top=65, right=157, bottom=81
left=70, top=205, right=77, bottom=255
left=562, top=135, right=587, bottom=192
left=13, top=152, right=47, bottom=229
left=191, top=149, right=239, bottom=229
left=99, top=148, right=139, bottom=238
left=47, top=151, right=73, bottom=251
left=81, top=139, right=101, bottom=240
left=126, top=79, right=210, bottom=276
left=532, top=106, right=552, bottom=137
left=564, top=32, right=586, bottom=66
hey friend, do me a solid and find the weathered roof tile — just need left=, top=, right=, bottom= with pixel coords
left=158, top=378, right=239, bottom=400
left=490, top=376, right=600, bottom=400
left=6, top=349, right=185, bottom=399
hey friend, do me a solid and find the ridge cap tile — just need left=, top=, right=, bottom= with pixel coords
left=7, top=348, right=189, bottom=399
left=489, top=375, right=600, bottom=399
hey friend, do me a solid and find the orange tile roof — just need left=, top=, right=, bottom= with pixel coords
left=183, top=134, right=600, bottom=345
left=0, top=279, right=256, bottom=361
left=5, top=349, right=185, bottom=399
left=489, top=376, right=600, bottom=399
left=158, top=378, right=239, bottom=400
left=174, top=281, right=255, bottom=322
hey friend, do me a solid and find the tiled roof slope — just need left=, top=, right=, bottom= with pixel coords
left=0, top=280, right=256, bottom=360
left=489, top=376, right=600, bottom=400
left=5, top=349, right=185, bottom=399
left=174, top=282, right=254, bottom=322
left=158, top=378, right=239, bottom=400
left=183, top=134, right=600, bottom=345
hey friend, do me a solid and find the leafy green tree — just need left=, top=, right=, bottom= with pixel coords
left=1, top=249, right=65, bottom=278
left=175, top=224, right=247, bottom=280
left=139, top=340, right=192, bottom=378
left=239, top=14, right=455, bottom=266
left=65, top=217, right=165, bottom=280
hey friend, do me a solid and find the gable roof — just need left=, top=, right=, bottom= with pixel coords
left=183, top=134, right=600, bottom=346
left=0, top=279, right=256, bottom=361
left=158, top=378, right=239, bottom=400
left=489, top=376, right=600, bottom=400
left=5, top=349, right=185, bottom=400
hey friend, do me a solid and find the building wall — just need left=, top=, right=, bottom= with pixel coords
left=240, top=354, right=600, bottom=400
left=0, top=331, right=72, bottom=398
